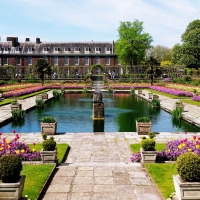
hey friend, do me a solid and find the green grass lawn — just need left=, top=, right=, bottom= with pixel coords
left=130, top=143, right=166, bottom=153
left=145, top=163, right=177, bottom=199
left=181, top=99, right=200, bottom=107
left=22, top=164, right=55, bottom=199
left=21, top=143, right=69, bottom=199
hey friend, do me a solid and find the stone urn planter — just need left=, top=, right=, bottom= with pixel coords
left=173, top=175, right=200, bottom=200
left=0, top=176, right=26, bottom=200
left=138, top=90, right=142, bottom=95
left=153, top=94, right=159, bottom=100
left=10, top=104, right=22, bottom=111
left=40, top=116, right=57, bottom=135
left=148, top=93, right=153, bottom=99
left=136, top=117, right=151, bottom=135
left=41, top=93, right=48, bottom=100
left=36, top=95, right=43, bottom=100
left=140, top=148, right=157, bottom=163
left=40, top=149, right=57, bottom=163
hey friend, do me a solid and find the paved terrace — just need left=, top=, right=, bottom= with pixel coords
left=0, top=90, right=200, bottom=200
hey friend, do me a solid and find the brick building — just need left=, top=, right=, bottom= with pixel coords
left=0, top=37, right=123, bottom=78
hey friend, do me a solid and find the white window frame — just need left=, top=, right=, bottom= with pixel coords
left=54, top=47, right=59, bottom=52
left=3, top=57, right=8, bottom=65
left=85, top=57, right=89, bottom=65
left=64, top=47, right=70, bottom=52
left=43, top=47, right=48, bottom=51
left=95, top=57, right=100, bottom=64
left=28, top=47, right=32, bottom=52
left=95, top=47, right=100, bottom=53
left=74, top=57, right=79, bottom=65
left=106, top=57, right=110, bottom=65
left=28, top=57, right=32, bottom=65
left=85, top=47, right=90, bottom=52
left=16, top=57, right=21, bottom=65
left=74, top=47, right=79, bottom=52
left=54, top=56, right=58, bottom=65
left=64, top=56, right=69, bottom=65
left=15, top=47, right=20, bottom=52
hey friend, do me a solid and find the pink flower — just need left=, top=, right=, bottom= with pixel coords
left=13, top=130, right=16, bottom=134
left=33, top=142, right=36, bottom=146
left=193, top=135, right=197, bottom=140
left=185, top=132, right=187, bottom=134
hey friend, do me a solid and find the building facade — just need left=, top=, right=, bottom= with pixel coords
left=0, top=37, right=122, bottom=78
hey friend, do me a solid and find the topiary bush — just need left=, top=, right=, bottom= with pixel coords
left=0, top=154, right=22, bottom=183
left=141, top=138, right=156, bottom=151
left=176, top=152, right=200, bottom=182
left=42, top=136, right=56, bottom=151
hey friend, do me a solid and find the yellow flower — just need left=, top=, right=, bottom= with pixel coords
left=167, top=149, right=170, bottom=152
left=188, top=148, right=192, bottom=152
left=16, top=150, right=20, bottom=154
left=178, top=145, right=182, bottom=149
left=32, top=148, right=36, bottom=152
left=7, top=145, right=10, bottom=149
left=21, top=149, right=25, bottom=153
left=5, top=139, right=10, bottom=144
left=182, top=143, right=186, bottom=147
left=191, top=137, right=194, bottom=141
left=196, top=145, right=200, bottom=149
left=172, top=138, right=174, bottom=141
left=0, top=147, right=3, bottom=151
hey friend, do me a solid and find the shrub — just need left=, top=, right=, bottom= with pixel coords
left=11, top=100, right=18, bottom=105
left=136, top=116, right=151, bottom=122
left=176, top=152, right=200, bottom=182
left=141, top=138, right=156, bottom=151
left=172, top=107, right=182, bottom=120
left=11, top=109, right=26, bottom=120
left=151, top=99, right=160, bottom=107
left=41, top=116, right=56, bottom=123
left=35, top=98, right=45, bottom=107
left=42, top=136, right=56, bottom=151
left=0, top=154, right=22, bottom=183
left=148, top=132, right=155, bottom=139
left=52, top=89, right=61, bottom=98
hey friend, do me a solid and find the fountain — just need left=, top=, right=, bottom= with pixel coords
left=92, top=91, right=104, bottom=120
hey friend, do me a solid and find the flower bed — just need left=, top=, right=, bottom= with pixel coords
left=0, top=130, right=41, bottom=161
left=131, top=134, right=200, bottom=162
left=192, top=95, right=200, bottom=102
left=150, top=86, right=192, bottom=97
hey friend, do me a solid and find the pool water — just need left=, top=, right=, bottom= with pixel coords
left=1, top=93, right=200, bottom=133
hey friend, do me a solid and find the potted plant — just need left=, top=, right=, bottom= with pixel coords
left=136, top=116, right=152, bottom=135
left=41, top=92, right=48, bottom=100
left=0, top=154, right=26, bottom=200
left=137, top=89, right=142, bottom=95
left=173, top=152, right=200, bottom=200
left=10, top=100, right=22, bottom=111
left=36, top=94, right=43, bottom=100
left=40, top=133, right=57, bottom=163
left=35, top=98, right=45, bottom=108
left=175, top=101, right=184, bottom=111
left=140, top=132, right=157, bottom=163
left=40, top=116, right=57, bottom=135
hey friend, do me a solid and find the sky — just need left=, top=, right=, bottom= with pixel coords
left=0, top=0, right=200, bottom=48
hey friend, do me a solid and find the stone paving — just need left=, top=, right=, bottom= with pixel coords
left=1, top=90, right=200, bottom=199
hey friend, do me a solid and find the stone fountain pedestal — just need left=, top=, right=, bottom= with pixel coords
left=92, top=92, right=104, bottom=120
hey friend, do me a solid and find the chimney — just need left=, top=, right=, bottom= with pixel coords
left=26, top=38, right=30, bottom=42
left=36, top=38, right=40, bottom=44
left=7, top=37, right=18, bottom=47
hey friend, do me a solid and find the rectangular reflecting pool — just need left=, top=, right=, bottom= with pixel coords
left=1, top=93, right=200, bottom=133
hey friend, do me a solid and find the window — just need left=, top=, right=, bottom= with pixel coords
left=74, top=47, right=79, bottom=52
left=54, top=56, right=58, bottom=65
left=106, top=47, right=111, bottom=51
left=28, top=47, right=32, bottom=52
left=64, top=56, right=69, bottom=65
left=54, top=47, right=59, bottom=51
left=3, top=57, right=8, bottom=65
left=43, top=56, right=48, bottom=61
left=64, top=47, right=70, bottom=51
left=16, top=57, right=21, bottom=65
left=106, top=57, right=110, bottom=65
left=15, top=47, right=20, bottom=52
left=74, top=57, right=79, bottom=65
left=85, top=47, right=90, bottom=52
left=95, top=47, right=100, bottom=52
left=28, top=57, right=32, bottom=65
left=85, top=57, right=89, bottom=65
left=95, top=57, right=100, bottom=64
left=43, top=47, right=48, bottom=51
left=4, top=47, right=9, bottom=52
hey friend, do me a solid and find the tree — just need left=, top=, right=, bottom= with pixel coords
left=115, top=20, right=153, bottom=73
left=34, top=59, right=52, bottom=85
left=172, top=20, right=200, bottom=69
left=146, top=45, right=171, bottom=63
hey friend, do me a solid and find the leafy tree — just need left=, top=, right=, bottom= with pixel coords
left=172, top=20, right=200, bottom=69
left=147, top=45, right=171, bottom=63
left=115, top=20, right=153, bottom=73
left=34, top=59, right=52, bottom=85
